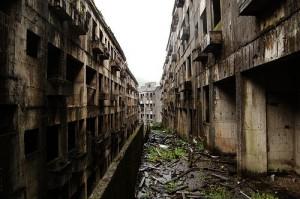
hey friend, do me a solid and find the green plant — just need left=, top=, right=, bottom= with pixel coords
left=164, top=181, right=177, bottom=192
left=251, top=192, right=278, bottom=199
left=196, top=141, right=205, bottom=151
left=146, top=146, right=187, bottom=162
left=206, top=187, right=232, bottom=199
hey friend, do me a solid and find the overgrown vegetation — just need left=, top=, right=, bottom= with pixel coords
left=164, top=181, right=179, bottom=193
left=151, top=122, right=163, bottom=130
left=251, top=192, right=279, bottom=199
left=147, top=146, right=187, bottom=162
left=205, top=187, right=232, bottom=199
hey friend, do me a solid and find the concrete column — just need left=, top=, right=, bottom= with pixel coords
left=238, top=74, right=267, bottom=173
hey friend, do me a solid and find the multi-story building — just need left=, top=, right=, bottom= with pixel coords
left=139, top=82, right=162, bottom=125
left=0, top=0, right=139, bottom=198
left=161, top=0, right=300, bottom=175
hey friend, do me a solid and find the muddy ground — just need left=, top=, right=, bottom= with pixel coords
left=135, top=130, right=300, bottom=199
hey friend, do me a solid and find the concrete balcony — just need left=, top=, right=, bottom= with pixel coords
left=111, top=59, right=121, bottom=72
left=91, top=38, right=106, bottom=54
left=46, top=77, right=73, bottom=96
left=238, top=0, right=270, bottom=16
left=48, top=0, right=72, bottom=20
left=176, top=0, right=185, bottom=8
left=69, top=151, right=87, bottom=173
left=200, top=31, right=222, bottom=54
left=120, top=70, right=127, bottom=79
left=47, top=158, right=72, bottom=190
left=180, top=26, right=190, bottom=41
left=69, top=9, right=88, bottom=35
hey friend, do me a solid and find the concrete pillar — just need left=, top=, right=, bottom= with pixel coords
left=238, top=74, right=267, bottom=173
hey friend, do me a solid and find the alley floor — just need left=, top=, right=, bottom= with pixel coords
left=135, top=129, right=300, bottom=199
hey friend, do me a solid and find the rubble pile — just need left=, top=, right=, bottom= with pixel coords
left=135, top=130, right=299, bottom=199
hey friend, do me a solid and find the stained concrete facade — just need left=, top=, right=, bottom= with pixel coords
left=0, top=0, right=139, bottom=198
left=139, top=82, right=162, bottom=125
left=161, top=0, right=300, bottom=175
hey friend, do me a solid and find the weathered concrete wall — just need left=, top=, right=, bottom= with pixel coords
left=213, top=79, right=236, bottom=154
left=89, top=124, right=144, bottom=199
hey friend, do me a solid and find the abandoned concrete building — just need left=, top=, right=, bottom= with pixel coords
left=139, top=82, right=162, bottom=126
left=161, top=0, right=300, bottom=175
left=0, top=0, right=139, bottom=198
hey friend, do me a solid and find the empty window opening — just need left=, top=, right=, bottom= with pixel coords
left=187, top=56, right=192, bottom=77
left=26, top=30, right=40, bottom=58
left=68, top=122, right=76, bottom=151
left=87, top=118, right=96, bottom=136
left=24, top=128, right=39, bottom=156
left=0, top=106, right=15, bottom=134
left=46, top=125, right=59, bottom=162
left=66, top=55, right=83, bottom=83
left=212, top=0, right=221, bottom=28
left=204, top=86, right=210, bottom=123
left=47, top=43, right=62, bottom=79
left=201, top=9, right=207, bottom=35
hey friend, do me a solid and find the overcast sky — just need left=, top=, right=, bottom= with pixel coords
left=95, top=0, right=174, bottom=85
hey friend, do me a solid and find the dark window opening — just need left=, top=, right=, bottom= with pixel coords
left=212, top=0, right=221, bottom=28
left=201, top=9, right=207, bottom=35
left=26, top=30, right=40, bottom=58
left=0, top=106, right=15, bottom=134
left=86, top=67, right=96, bottom=87
left=46, top=125, right=59, bottom=162
left=187, top=56, right=192, bottom=77
left=204, top=86, right=210, bottom=123
left=47, top=43, right=62, bottom=79
left=68, top=122, right=76, bottom=151
left=24, top=128, right=39, bottom=156
left=66, top=55, right=83, bottom=83
left=92, top=20, right=97, bottom=41
left=87, top=118, right=96, bottom=136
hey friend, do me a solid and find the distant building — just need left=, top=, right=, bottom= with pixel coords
left=139, top=82, right=162, bottom=125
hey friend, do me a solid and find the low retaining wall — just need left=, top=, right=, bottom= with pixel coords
left=89, top=124, right=144, bottom=199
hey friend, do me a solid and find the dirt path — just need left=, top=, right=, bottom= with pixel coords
left=135, top=130, right=300, bottom=199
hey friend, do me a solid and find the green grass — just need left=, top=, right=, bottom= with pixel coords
left=206, top=187, right=232, bottom=199
left=251, top=192, right=278, bottom=199
left=147, top=146, right=187, bottom=162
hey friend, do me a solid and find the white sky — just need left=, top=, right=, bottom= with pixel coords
left=95, top=0, right=174, bottom=85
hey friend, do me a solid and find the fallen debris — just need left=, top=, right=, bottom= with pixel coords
left=135, top=129, right=300, bottom=199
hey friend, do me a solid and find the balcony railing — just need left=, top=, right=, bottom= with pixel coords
left=200, top=31, right=222, bottom=54
left=48, top=0, right=72, bottom=20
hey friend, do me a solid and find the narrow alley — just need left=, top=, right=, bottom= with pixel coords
left=1, top=0, right=300, bottom=198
